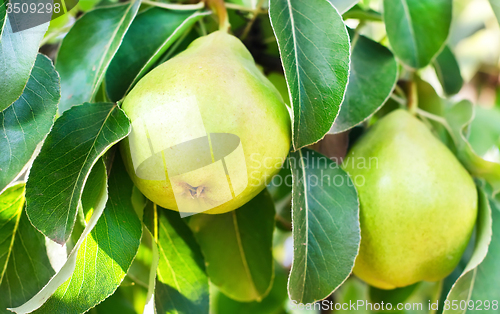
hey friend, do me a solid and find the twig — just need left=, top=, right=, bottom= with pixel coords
left=240, top=0, right=266, bottom=40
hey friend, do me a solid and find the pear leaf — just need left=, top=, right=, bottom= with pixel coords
left=441, top=188, right=492, bottom=314
left=383, top=0, right=452, bottom=68
left=269, top=0, right=350, bottom=150
left=0, top=54, right=59, bottom=193
left=288, top=148, right=360, bottom=303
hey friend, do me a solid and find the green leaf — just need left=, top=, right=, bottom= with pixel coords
left=34, top=154, right=142, bottom=313
left=56, top=0, right=141, bottom=113
left=333, top=278, right=369, bottom=314
left=490, top=0, right=500, bottom=25
left=331, top=29, right=398, bottom=133
left=288, top=148, right=360, bottom=304
left=0, top=183, right=55, bottom=312
left=445, top=101, right=500, bottom=196
left=189, top=189, right=275, bottom=302
left=25, top=102, right=131, bottom=244
left=328, top=0, right=359, bottom=14
left=0, top=16, right=49, bottom=111
left=269, top=0, right=350, bottom=150
left=13, top=155, right=142, bottom=313
left=211, top=264, right=289, bottom=314
left=106, top=8, right=209, bottom=102
left=143, top=204, right=209, bottom=314
left=0, top=0, right=6, bottom=38
left=383, top=0, right=452, bottom=68
left=0, top=54, right=60, bottom=193
left=342, top=5, right=382, bottom=22
left=10, top=160, right=108, bottom=314
left=468, top=196, right=500, bottom=307
left=442, top=188, right=492, bottom=314
left=469, top=106, right=500, bottom=156
left=433, top=46, right=463, bottom=96
left=0, top=183, right=25, bottom=283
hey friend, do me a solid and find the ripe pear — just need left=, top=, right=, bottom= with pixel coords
left=342, top=109, right=477, bottom=289
left=120, top=31, right=291, bottom=215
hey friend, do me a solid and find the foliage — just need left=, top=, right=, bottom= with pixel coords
left=1, top=0, right=499, bottom=313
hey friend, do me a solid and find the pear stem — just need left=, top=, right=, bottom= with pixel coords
left=406, top=79, right=418, bottom=115
left=204, top=0, right=231, bottom=32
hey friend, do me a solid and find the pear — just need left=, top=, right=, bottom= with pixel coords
left=120, top=31, right=291, bottom=215
left=342, top=109, right=477, bottom=289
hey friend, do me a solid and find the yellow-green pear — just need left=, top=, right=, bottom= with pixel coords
left=120, top=31, right=291, bottom=215
left=342, top=109, right=477, bottom=289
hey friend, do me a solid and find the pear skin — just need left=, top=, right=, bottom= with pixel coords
left=342, top=109, right=477, bottom=289
left=120, top=31, right=291, bottom=214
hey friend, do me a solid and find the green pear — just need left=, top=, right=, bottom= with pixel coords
left=342, top=109, right=477, bottom=289
left=120, top=31, right=291, bottom=215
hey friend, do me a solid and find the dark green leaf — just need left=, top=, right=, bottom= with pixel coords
left=32, top=154, right=142, bottom=314
left=56, top=0, right=140, bottom=113
left=383, top=0, right=452, bottom=68
left=189, top=189, right=275, bottom=302
left=331, top=30, right=398, bottom=133
left=468, top=196, right=500, bottom=309
left=441, top=188, right=492, bottom=314
left=269, top=0, right=350, bottom=150
left=433, top=46, right=463, bottom=96
left=288, top=148, right=360, bottom=303
left=0, top=54, right=60, bottom=193
left=106, top=8, right=209, bottom=102
left=0, top=16, right=48, bottom=111
left=0, top=183, right=55, bottom=312
left=144, top=206, right=209, bottom=314
left=26, top=102, right=131, bottom=244
left=328, top=0, right=359, bottom=14
left=91, top=285, right=140, bottom=314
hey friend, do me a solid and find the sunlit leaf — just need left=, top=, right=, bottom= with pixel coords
left=269, top=0, right=350, bottom=150
left=26, top=102, right=131, bottom=244
left=56, top=0, right=140, bottom=113
left=13, top=155, right=142, bottom=313
left=143, top=204, right=209, bottom=314
left=0, top=183, right=54, bottom=312
left=190, top=190, right=275, bottom=302
left=288, top=148, right=360, bottom=303
left=0, top=54, right=60, bottom=193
